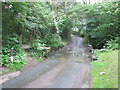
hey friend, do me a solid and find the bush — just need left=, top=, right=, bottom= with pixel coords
left=2, top=34, right=26, bottom=71
left=2, top=46, right=26, bottom=71
left=104, top=37, right=119, bottom=50
left=30, top=39, right=46, bottom=61
left=30, top=34, right=65, bottom=61
left=45, top=34, right=64, bottom=49
left=80, top=2, right=119, bottom=49
left=31, top=39, right=46, bottom=51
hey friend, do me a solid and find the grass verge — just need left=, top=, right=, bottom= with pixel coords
left=91, top=49, right=118, bottom=88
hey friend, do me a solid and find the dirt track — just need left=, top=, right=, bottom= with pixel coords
left=2, top=35, right=91, bottom=88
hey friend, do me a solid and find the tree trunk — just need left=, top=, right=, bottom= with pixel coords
left=50, top=0, right=59, bottom=34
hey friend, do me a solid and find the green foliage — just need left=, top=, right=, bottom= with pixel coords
left=91, top=50, right=118, bottom=88
left=30, top=39, right=46, bottom=61
left=79, top=30, right=85, bottom=37
left=2, top=46, right=26, bottom=71
left=31, top=39, right=46, bottom=51
left=45, top=33, right=64, bottom=49
left=59, top=18, right=73, bottom=39
left=104, top=37, right=119, bottom=50
left=2, top=2, right=53, bottom=42
left=2, top=2, right=119, bottom=71
left=6, top=55, right=26, bottom=72
left=2, top=2, right=68, bottom=67
left=85, top=2, right=119, bottom=48
left=2, top=34, right=26, bottom=71
left=69, top=2, right=119, bottom=49
left=30, top=34, right=65, bottom=61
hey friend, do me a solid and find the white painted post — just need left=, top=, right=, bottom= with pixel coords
left=10, top=48, right=14, bottom=63
left=10, top=56, right=14, bottom=63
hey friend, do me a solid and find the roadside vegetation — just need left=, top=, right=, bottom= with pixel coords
left=1, top=1, right=119, bottom=87
left=91, top=38, right=119, bottom=88
left=91, top=50, right=118, bottom=88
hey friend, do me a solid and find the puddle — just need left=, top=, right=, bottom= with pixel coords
left=49, top=49, right=91, bottom=63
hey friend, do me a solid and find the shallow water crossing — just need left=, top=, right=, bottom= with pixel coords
left=2, top=35, right=92, bottom=88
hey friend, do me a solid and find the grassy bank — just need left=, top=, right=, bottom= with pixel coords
left=91, top=50, right=118, bottom=88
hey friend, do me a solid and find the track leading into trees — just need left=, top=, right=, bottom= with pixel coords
left=2, top=35, right=91, bottom=88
